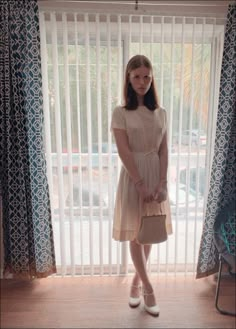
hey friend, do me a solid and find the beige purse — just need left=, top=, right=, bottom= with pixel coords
left=137, top=203, right=167, bottom=245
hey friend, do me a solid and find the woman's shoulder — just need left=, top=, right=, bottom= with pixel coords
left=156, top=106, right=166, bottom=116
left=155, top=107, right=168, bottom=125
left=113, top=105, right=125, bottom=112
left=111, top=105, right=127, bottom=129
left=112, top=105, right=127, bottom=117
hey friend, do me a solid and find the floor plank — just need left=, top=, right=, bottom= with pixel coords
left=1, top=274, right=235, bottom=328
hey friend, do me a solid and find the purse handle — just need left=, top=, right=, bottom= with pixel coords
left=139, top=198, right=164, bottom=217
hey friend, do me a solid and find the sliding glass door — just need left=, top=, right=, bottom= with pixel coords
left=39, top=11, right=224, bottom=275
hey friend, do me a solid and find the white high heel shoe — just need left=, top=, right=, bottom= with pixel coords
left=143, top=289, right=160, bottom=316
left=129, top=285, right=141, bottom=307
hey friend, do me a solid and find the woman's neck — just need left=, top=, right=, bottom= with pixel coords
left=137, top=95, right=144, bottom=106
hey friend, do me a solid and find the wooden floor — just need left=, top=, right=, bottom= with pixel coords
left=1, top=273, right=235, bottom=328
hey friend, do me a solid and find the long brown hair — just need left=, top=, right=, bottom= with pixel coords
left=123, top=55, right=159, bottom=111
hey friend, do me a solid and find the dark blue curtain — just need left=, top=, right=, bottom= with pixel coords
left=0, top=0, right=56, bottom=278
left=196, top=3, right=236, bottom=278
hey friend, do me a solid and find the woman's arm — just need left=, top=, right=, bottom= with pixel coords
left=154, top=131, right=168, bottom=202
left=113, top=128, right=141, bottom=183
left=158, top=131, right=168, bottom=185
left=113, top=128, right=153, bottom=202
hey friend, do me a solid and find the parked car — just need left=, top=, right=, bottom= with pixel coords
left=179, top=166, right=206, bottom=197
left=89, top=142, right=117, bottom=153
left=64, top=186, right=108, bottom=217
left=68, top=186, right=101, bottom=207
left=82, top=142, right=117, bottom=154
left=181, top=130, right=206, bottom=146
left=60, top=143, right=118, bottom=173
left=168, top=183, right=203, bottom=215
left=64, top=181, right=203, bottom=218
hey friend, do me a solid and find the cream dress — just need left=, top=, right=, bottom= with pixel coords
left=111, top=105, right=173, bottom=241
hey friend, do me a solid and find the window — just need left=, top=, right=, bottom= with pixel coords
left=39, top=11, right=224, bottom=275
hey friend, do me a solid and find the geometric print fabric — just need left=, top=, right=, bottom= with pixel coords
left=196, top=3, right=236, bottom=278
left=0, top=0, right=56, bottom=278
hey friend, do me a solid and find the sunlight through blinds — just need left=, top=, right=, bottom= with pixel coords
left=39, top=11, right=224, bottom=276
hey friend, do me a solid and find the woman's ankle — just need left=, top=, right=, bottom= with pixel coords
left=131, top=274, right=141, bottom=287
left=130, top=284, right=141, bottom=298
left=142, top=283, right=153, bottom=294
left=143, top=288, right=156, bottom=307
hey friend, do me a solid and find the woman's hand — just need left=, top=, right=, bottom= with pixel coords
left=135, top=181, right=154, bottom=203
left=153, top=181, right=168, bottom=203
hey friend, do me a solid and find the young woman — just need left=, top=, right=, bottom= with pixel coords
left=110, top=55, right=172, bottom=316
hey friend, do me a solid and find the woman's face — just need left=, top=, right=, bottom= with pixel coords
left=129, top=65, right=152, bottom=97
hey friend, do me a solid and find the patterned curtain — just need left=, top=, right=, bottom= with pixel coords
left=196, top=3, right=236, bottom=279
left=0, top=0, right=56, bottom=278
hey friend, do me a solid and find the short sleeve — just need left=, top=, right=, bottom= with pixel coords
left=157, top=107, right=167, bottom=136
left=110, top=106, right=126, bottom=131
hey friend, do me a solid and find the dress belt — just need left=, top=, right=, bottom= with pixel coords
left=133, top=149, right=157, bottom=157
left=144, top=149, right=157, bottom=156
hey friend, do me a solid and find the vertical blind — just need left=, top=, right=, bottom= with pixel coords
left=39, top=11, right=224, bottom=276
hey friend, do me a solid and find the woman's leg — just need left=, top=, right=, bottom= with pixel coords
left=131, top=244, right=152, bottom=286
left=130, top=244, right=151, bottom=298
left=129, top=240, right=156, bottom=306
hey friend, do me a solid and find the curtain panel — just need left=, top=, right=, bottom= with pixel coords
left=196, top=3, right=236, bottom=279
left=0, top=0, right=56, bottom=278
